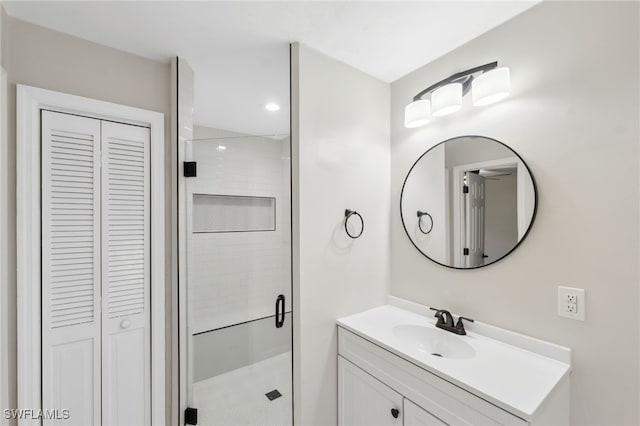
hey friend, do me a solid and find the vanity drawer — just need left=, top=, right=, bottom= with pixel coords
left=338, top=327, right=527, bottom=426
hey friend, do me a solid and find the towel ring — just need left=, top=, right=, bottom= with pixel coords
left=417, top=211, right=433, bottom=234
left=344, top=209, right=364, bottom=239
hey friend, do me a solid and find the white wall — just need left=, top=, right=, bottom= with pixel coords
left=291, top=43, right=390, bottom=426
left=1, top=15, right=172, bottom=424
left=390, top=2, right=639, bottom=425
left=444, top=136, right=514, bottom=168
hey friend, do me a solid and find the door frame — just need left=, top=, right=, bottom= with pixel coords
left=0, top=67, right=7, bottom=420
left=16, top=85, right=165, bottom=425
left=452, top=157, right=519, bottom=268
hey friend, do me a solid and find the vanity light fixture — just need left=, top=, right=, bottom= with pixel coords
left=404, top=99, right=431, bottom=128
left=404, top=61, right=510, bottom=128
left=472, top=67, right=510, bottom=106
left=431, top=83, right=463, bottom=117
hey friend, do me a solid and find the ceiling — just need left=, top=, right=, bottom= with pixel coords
left=4, top=1, right=538, bottom=136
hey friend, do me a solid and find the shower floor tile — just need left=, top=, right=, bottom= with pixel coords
left=192, top=352, right=292, bottom=426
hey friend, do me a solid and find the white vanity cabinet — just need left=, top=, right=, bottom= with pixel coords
left=339, top=355, right=450, bottom=426
left=338, top=356, right=446, bottom=426
left=337, top=303, right=571, bottom=426
left=403, top=399, right=446, bottom=426
left=338, top=356, right=403, bottom=426
left=337, top=328, right=526, bottom=426
left=339, top=355, right=447, bottom=426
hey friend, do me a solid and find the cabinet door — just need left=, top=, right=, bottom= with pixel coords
left=338, top=356, right=403, bottom=426
left=41, top=111, right=102, bottom=426
left=101, top=121, right=151, bottom=426
left=404, top=399, right=447, bottom=426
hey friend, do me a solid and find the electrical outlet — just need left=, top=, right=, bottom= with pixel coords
left=565, top=293, right=577, bottom=314
left=558, top=286, right=585, bottom=320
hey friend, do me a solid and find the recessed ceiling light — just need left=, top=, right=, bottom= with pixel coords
left=216, top=145, right=227, bottom=152
left=265, top=103, right=280, bottom=112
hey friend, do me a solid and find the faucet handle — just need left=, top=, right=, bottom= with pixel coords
left=429, top=307, right=444, bottom=324
left=430, top=308, right=456, bottom=327
left=455, top=316, right=474, bottom=334
left=429, top=307, right=444, bottom=317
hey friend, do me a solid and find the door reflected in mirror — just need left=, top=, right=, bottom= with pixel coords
left=400, top=136, right=537, bottom=269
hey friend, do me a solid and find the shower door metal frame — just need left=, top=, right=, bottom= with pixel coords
left=174, top=57, right=194, bottom=426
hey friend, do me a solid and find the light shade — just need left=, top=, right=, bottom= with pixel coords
left=472, top=67, right=510, bottom=106
left=431, top=83, right=463, bottom=117
left=404, top=99, right=431, bottom=128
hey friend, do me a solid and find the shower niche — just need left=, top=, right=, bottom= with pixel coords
left=192, top=194, right=276, bottom=233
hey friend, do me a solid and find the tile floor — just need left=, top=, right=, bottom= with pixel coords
left=192, top=351, right=292, bottom=426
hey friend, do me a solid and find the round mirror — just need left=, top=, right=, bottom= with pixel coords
left=400, top=136, right=537, bottom=269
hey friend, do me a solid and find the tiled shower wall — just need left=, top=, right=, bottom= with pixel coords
left=188, top=125, right=291, bottom=380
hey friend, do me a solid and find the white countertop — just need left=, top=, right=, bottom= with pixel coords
left=337, top=304, right=571, bottom=420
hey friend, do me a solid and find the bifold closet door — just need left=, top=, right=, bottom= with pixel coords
left=42, top=111, right=102, bottom=425
left=42, top=111, right=151, bottom=425
left=101, top=121, right=151, bottom=426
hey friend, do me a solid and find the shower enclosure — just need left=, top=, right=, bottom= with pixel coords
left=176, top=54, right=292, bottom=426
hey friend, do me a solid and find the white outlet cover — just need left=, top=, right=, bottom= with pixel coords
left=558, top=286, right=585, bottom=320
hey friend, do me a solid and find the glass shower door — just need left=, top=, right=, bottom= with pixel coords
left=185, top=131, right=292, bottom=426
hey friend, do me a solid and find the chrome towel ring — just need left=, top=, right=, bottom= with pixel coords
left=344, top=209, right=364, bottom=239
left=417, top=210, right=433, bottom=234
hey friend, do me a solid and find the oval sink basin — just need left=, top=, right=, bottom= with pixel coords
left=392, top=325, right=476, bottom=359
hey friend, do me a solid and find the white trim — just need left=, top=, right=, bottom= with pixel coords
left=174, top=58, right=194, bottom=426
left=0, top=67, right=8, bottom=420
left=452, top=157, right=519, bottom=268
left=17, top=84, right=166, bottom=425
left=170, top=57, right=180, bottom=426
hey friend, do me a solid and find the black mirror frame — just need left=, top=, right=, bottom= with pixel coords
left=399, top=135, right=539, bottom=270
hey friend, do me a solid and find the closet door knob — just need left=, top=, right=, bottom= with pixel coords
left=120, top=319, right=131, bottom=329
left=390, top=408, right=399, bottom=419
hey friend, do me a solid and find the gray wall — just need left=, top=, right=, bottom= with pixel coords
left=484, top=174, right=517, bottom=264
left=0, top=14, right=172, bottom=424
left=390, top=2, right=639, bottom=425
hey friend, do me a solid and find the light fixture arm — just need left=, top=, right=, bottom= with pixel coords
left=412, top=61, right=498, bottom=102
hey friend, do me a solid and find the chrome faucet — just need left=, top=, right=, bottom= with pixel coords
left=429, top=307, right=474, bottom=335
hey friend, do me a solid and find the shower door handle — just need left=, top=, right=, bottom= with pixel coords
left=275, top=294, right=285, bottom=328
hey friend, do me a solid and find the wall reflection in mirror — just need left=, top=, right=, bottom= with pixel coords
left=400, top=136, right=537, bottom=269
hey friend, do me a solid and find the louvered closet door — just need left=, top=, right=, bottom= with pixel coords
left=42, top=111, right=102, bottom=426
left=101, top=121, right=151, bottom=426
